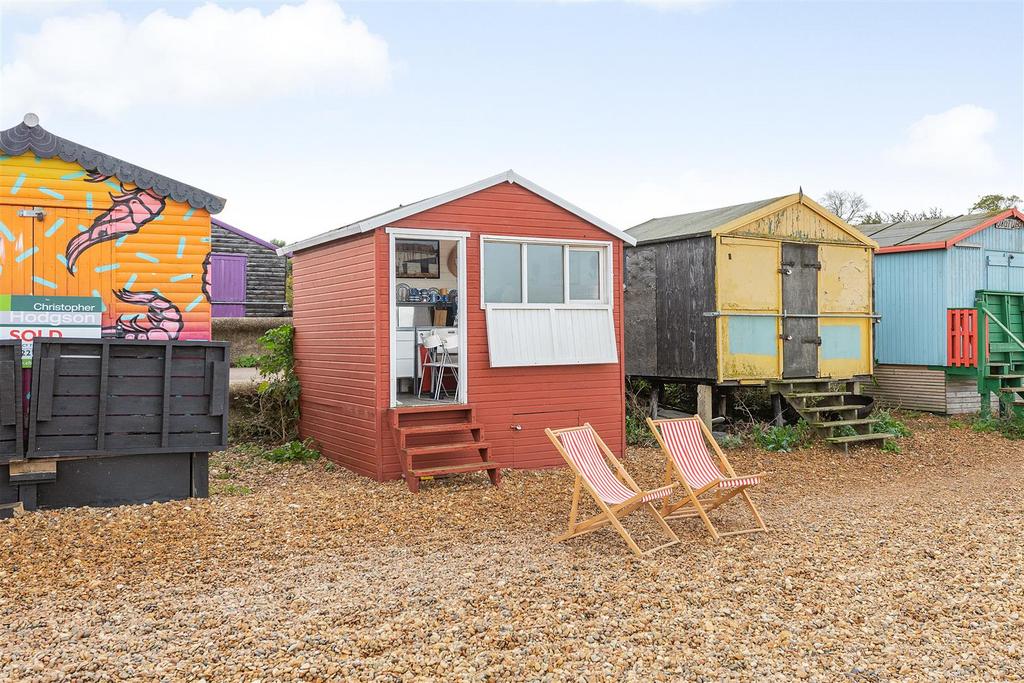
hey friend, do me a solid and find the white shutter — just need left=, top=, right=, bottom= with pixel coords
left=484, top=306, right=618, bottom=367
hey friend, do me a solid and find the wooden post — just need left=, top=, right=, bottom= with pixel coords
left=697, top=384, right=713, bottom=428
left=649, top=379, right=663, bottom=418
left=772, top=393, right=784, bottom=426
left=717, top=389, right=727, bottom=419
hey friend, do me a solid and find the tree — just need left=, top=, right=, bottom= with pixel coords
left=970, top=194, right=1022, bottom=213
left=858, top=211, right=886, bottom=225
left=820, top=190, right=869, bottom=223
left=271, top=238, right=287, bottom=247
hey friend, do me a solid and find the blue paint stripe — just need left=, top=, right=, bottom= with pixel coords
left=91, top=290, right=106, bottom=312
left=0, top=221, right=13, bottom=241
left=94, top=263, right=120, bottom=273
left=33, top=155, right=42, bottom=164
left=104, top=180, right=121, bottom=192
left=169, top=273, right=194, bottom=283
left=10, top=173, right=26, bottom=194
left=56, top=254, right=69, bottom=267
left=115, top=235, right=128, bottom=247
left=61, top=171, right=87, bottom=181
left=38, top=187, right=64, bottom=200
left=154, top=214, right=165, bottom=221
left=78, top=224, right=89, bottom=233
left=124, top=273, right=138, bottom=290
left=44, top=218, right=65, bottom=237
left=15, top=246, right=38, bottom=263
left=183, top=208, right=195, bottom=221
left=135, top=251, right=159, bottom=263
left=200, top=237, right=210, bottom=243
left=33, top=276, right=57, bottom=290
left=176, top=237, right=187, bottom=258
left=86, top=192, right=93, bottom=212
left=185, top=295, right=204, bottom=312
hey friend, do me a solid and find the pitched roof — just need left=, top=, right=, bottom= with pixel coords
left=281, top=170, right=635, bottom=254
left=864, top=209, right=1024, bottom=252
left=0, top=113, right=225, bottom=213
left=212, top=218, right=280, bottom=252
left=627, top=196, right=786, bottom=243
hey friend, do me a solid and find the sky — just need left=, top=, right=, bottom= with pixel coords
left=1, top=0, right=1022, bottom=244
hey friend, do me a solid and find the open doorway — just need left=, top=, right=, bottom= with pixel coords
left=388, top=229, right=468, bottom=407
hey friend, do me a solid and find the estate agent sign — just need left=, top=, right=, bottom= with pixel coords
left=0, top=295, right=103, bottom=366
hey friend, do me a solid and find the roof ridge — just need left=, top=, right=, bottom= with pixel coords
left=0, top=114, right=225, bottom=213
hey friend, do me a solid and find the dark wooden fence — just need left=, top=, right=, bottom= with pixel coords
left=0, top=342, right=23, bottom=463
left=27, top=339, right=229, bottom=458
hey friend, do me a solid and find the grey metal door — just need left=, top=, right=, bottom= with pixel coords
left=781, top=243, right=819, bottom=378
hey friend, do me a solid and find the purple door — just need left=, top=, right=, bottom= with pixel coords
left=210, top=253, right=247, bottom=317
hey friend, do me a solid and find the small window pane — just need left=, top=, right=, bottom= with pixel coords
left=527, top=244, right=564, bottom=303
left=569, top=250, right=601, bottom=300
left=484, top=241, right=522, bottom=303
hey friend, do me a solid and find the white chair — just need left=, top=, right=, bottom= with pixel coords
left=417, top=334, right=444, bottom=399
left=435, top=334, right=459, bottom=401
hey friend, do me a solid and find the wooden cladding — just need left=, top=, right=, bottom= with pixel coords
left=0, top=342, right=24, bottom=463
left=27, top=339, right=229, bottom=458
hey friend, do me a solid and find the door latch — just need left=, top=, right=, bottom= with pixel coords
left=17, top=207, right=45, bottom=219
left=802, top=336, right=823, bottom=346
left=778, top=267, right=793, bottom=276
left=780, top=334, right=793, bottom=341
left=511, top=424, right=522, bottom=431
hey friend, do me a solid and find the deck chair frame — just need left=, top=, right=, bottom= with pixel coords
left=647, top=416, right=768, bottom=541
left=545, top=423, right=680, bottom=557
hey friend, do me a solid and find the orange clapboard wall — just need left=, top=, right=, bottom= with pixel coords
left=0, top=117, right=223, bottom=341
left=290, top=176, right=628, bottom=481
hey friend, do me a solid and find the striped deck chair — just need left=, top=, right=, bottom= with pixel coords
left=545, top=424, right=680, bottom=557
left=647, top=416, right=768, bottom=541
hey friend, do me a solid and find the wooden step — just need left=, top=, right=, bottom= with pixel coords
left=1001, top=387, right=1024, bottom=393
left=826, top=432, right=894, bottom=444
left=399, top=422, right=483, bottom=436
left=404, top=441, right=491, bottom=457
left=784, top=391, right=849, bottom=399
left=798, top=405, right=861, bottom=414
left=391, top=403, right=473, bottom=415
left=411, top=462, right=502, bottom=478
left=772, top=377, right=833, bottom=384
left=988, top=374, right=1024, bottom=379
left=810, top=418, right=879, bottom=428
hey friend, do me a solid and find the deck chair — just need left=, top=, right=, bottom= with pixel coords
left=545, top=424, right=680, bottom=557
left=647, top=416, right=768, bottom=541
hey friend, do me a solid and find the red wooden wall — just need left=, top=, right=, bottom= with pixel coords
left=292, top=231, right=381, bottom=479
left=379, top=183, right=626, bottom=479
left=292, top=182, right=627, bottom=482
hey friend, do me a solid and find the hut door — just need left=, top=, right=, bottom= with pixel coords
left=210, top=254, right=247, bottom=317
left=781, top=243, right=819, bottom=378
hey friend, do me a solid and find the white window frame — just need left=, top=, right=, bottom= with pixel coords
left=387, top=227, right=469, bottom=408
left=479, top=235, right=613, bottom=310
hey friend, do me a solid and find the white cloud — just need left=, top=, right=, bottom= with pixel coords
left=886, top=104, right=998, bottom=173
left=1, top=0, right=393, bottom=118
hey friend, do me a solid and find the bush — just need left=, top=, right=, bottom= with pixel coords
left=752, top=420, right=812, bottom=452
left=234, top=354, right=259, bottom=368
left=262, top=439, right=320, bottom=464
left=971, top=414, right=1024, bottom=440
left=230, top=324, right=300, bottom=444
left=871, top=409, right=911, bottom=437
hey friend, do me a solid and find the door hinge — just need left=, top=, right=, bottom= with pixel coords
left=802, top=336, right=823, bottom=346
left=17, top=208, right=45, bottom=219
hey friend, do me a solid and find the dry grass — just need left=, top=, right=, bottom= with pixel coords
left=1, top=414, right=1022, bottom=681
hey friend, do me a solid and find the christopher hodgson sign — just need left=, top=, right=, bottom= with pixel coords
left=0, top=295, right=103, bottom=367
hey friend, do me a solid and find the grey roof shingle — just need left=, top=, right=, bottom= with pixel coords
left=627, top=195, right=788, bottom=244
left=0, top=115, right=225, bottom=213
left=863, top=212, right=1006, bottom=248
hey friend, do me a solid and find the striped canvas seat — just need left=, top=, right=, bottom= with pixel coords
left=557, top=428, right=676, bottom=505
left=658, top=419, right=760, bottom=493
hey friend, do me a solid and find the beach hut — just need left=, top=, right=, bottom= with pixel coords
left=282, top=170, right=635, bottom=491
left=0, top=114, right=224, bottom=341
left=210, top=218, right=288, bottom=317
left=864, top=209, right=1024, bottom=415
left=625, top=193, right=888, bottom=446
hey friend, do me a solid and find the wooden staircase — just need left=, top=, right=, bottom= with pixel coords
left=987, top=363, right=1024, bottom=417
left=769, top=378, right=894, bottom=450
left=389, top=404, right=502, bottom=493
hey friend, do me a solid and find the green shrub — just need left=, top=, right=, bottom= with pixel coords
left=834, top=425, right=858, bottom=438
left=972, top=414, right=1024, bottom=440
left=752, top=420, right=812, bottom=452
left=881, top=439, right=902, bottom=454
left=871, top=409, right=911, bottom=437
left=262, top=438, right=321, bottom=464
left=230, top=324, right=300, bottom=444
left=234, top=354, right=260, bottom=368
left=716, top=433, right=743, bottom=449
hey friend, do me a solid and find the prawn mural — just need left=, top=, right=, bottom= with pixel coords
left=0, top=146, right=219, bottom=342
left=103, top=289, right=184, bottom=340
left=65, top=177, right=166, bottom=272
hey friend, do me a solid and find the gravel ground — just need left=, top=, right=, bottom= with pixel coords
left=1, top=414, right=1022, bottom=682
